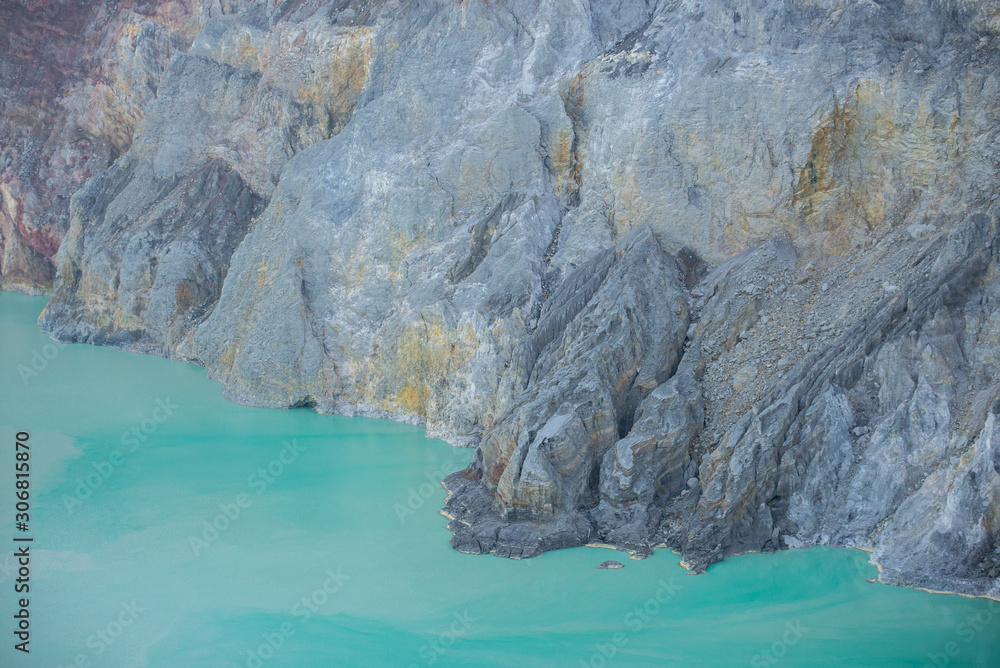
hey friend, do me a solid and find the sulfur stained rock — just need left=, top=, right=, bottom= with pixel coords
left=0, top=0, right=200, bottom=292
left=16, top=0, right=1000, bottom=597
left=41, top=157, right=265, bottom=352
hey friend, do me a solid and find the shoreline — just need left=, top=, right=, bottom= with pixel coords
left=5, top=290, right=998, bottom=604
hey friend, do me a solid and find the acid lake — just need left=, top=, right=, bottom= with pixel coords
left=1, top=293, right=998, bottom=667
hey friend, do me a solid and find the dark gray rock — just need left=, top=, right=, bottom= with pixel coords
left=444, top=225, right=689, bottom=557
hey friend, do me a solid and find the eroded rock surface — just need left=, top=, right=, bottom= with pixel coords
left=5, top=0, right=997, bottom=597
left=0, top=0, right=202, bottom=292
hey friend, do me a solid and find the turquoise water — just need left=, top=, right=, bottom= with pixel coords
left=0, top=292, right=997, bottom=668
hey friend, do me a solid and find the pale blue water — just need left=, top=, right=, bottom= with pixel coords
left=0, top=292, right=997, bottom=667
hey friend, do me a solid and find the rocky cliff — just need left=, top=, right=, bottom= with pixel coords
left=0, top=0, right=207, bottom=292
left=4, top=0, right=1000, bottom=598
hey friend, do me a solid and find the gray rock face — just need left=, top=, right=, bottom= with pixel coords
left=15, top=0, right=1000, bottom=597
left=445, top=225, right=689, bottom=557
left=0, top=0, right=199, bottom=292
left=666, top=211, right=1000, bottom=599
left=42, top=157, right=264, bottom=352
left=594, top=364, right=703, bottom=557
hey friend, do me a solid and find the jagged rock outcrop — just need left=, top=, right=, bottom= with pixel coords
left=593, top=363, right=703, bottom=557
left=3, top=0, right=997, bottom=597
left=659, top=211, right=1000, bottom=599
left=445, top=225, right=688, bottom=556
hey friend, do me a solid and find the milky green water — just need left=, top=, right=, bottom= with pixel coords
left=0, top=292, right=997, bottom=668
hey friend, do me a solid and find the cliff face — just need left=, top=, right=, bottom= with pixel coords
left=0, top=0, right=207, bottom=293
left=8, top=0, right=999, bottom=597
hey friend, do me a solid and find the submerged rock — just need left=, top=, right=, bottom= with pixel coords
left=597, top=560, right=624, bottom=570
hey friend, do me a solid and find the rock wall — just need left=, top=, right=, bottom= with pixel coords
left=6, top=0, right=999, bottom=597
left=0, top=0, right=206, bottom=292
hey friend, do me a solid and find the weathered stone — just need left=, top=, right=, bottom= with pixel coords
left=3, top=0, right=996, bottom=598
left=0, top=0, right=200, bottom=292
